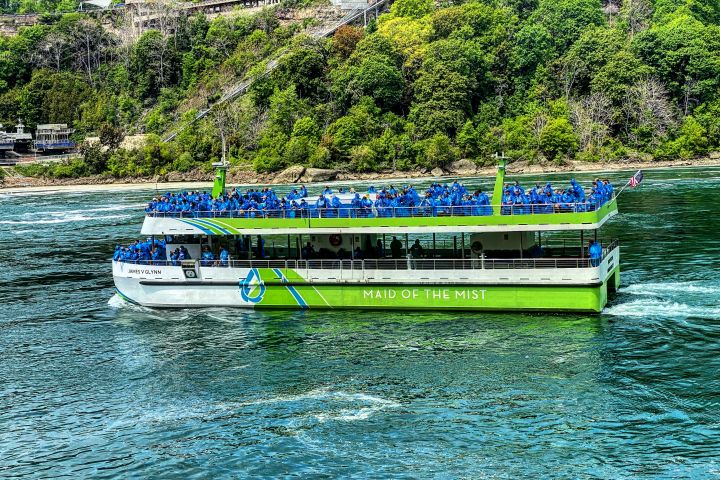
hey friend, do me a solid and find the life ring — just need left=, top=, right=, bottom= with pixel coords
left=329, top=234, right=343, bottom=247
left=471, top=241, right=483, bottom=254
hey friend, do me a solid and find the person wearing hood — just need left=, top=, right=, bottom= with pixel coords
left=299, top=199, right=308, bottom=218
left=588, top=240, right=602, bottom=267
left=201, top=246, right=215, bottom=267
left=113, top=245, right=122, bottom=261
left=315, top=194, right=328, bottom=215
left=330, top=194, right=342, bottom=218
left=151, top=247, right=162, bottom=265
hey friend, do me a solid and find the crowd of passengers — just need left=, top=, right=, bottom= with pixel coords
left=143, top=178, right=613, bottom=218
left=114, top=236, right=605, bottom=266
left=502, top=178, right=613, bottom=214
left=113, top=238, right=230, bottom=266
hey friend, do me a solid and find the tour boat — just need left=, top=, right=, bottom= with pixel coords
left=112, top=161, right=620, bottom=312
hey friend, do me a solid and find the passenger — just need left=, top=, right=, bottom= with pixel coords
left=603, top=179, right=613, bottom=199
left=299, top=185, right=308, bottom=198
left=375, top=239, right=384, bottom=258
left=170, top=248, right=180, bottom=266
left=330, top=194, right=342, bottom=218
left=353, top=246, right=363, bottom=260
left=351, top=193, right=362, bottom=218
left=180, top=245, right=191, bottom=260
left=113, top=245, right=122, bottom=261
left=255, top=236, right=265, bottom=259
left=390, top=236, right=403, bottom=259
left=588, top=240, right=602, bottom=267
left=323, top=185, right=333, bottom=195
left=301, top=241, right=316, bottom=259
left=219, top=247, right=229, bottom=267
left=409, top=239, right=425, bottom=258
left=201, top=246, right=215, bottom=266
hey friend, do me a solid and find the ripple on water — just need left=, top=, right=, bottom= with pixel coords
left=2, top=174, right=720, bottom=478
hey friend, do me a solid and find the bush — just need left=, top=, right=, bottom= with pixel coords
left=418, top=133, right=458, bottom=169
left=171, top=152, right=195, bottom=172
left=253, top=147, right=286, bottom=172
left=539, top=118, right=578, bottom=161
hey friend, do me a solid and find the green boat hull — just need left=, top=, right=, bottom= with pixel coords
left=114, top=265, right=620, bottom=313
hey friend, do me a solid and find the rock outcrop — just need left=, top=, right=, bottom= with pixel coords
left=274, top=165, right=305, bottom=183
left=446, top=159, right=478, bottom=175
left=301, top=168, right=338, bottom=183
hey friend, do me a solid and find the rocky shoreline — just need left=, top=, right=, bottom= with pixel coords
left=2, top=155, right=720, bottom=191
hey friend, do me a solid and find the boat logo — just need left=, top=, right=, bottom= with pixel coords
left=240, top=268, right=266, bottom=303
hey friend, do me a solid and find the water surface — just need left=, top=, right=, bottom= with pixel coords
left=1, top=168, right=719, bottom=478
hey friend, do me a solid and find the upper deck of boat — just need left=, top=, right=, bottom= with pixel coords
left=140, top=198, right=618, bottom=235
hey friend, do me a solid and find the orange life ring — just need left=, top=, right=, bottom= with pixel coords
left=329, top=234, right=343, bottom=247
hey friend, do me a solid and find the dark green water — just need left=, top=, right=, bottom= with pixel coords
left=1, top=168, right=719, bottom=478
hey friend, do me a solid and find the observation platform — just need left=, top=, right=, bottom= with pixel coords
left=140, top=199, right=618, bottom=235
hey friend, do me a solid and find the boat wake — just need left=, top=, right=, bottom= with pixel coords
left=620, top=281, right=719, bottom=296
left=604, top=298, right=720, bottom=319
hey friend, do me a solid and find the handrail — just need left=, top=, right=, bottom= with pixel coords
left=116, top=241, right=619, bottom=270
left=144, top=200, right=614, bottom=220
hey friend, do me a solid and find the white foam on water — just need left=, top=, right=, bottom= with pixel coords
left=242, top=387, right=400, bottom=423
left=107, top=294, right=153, bottom=313
left=0, top=213, right=130, bottom=224
left=311, top=392, right=400, bottom=423
left=621, top=282, right=719, bottom=296
left=604, top=299, right=720, bottom=319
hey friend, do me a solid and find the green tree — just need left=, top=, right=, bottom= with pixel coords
left=390, top=0, right=433, bottom=19
left=540, top=117, right=579, bottom=161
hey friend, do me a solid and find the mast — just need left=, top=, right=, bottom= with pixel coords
left=492, top=152, right=508, bottom=216
left=211, top=161, right=227, bottom=198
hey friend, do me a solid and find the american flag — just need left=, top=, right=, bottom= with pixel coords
left=629, top=170, right=644, bottom=187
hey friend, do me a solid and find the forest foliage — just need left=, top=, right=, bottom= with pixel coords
left=3, top=0, right=720, bottom=178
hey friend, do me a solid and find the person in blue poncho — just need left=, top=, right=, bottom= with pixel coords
left=113, top=245, right=122, bottom=261
left=219, top=247, right=229, bottom=267
left=151, top=247, right=162, bottom=265
left=330, top=194, right=342, bottom=218
left=201, top=246, right=215, bottom=266
left=501, top=189, right=513, bottom=215
left=315, top=194, right=328, bottom=215
left=602, top=179, right=613, bottom=199
left=351, top=193, right=362, bottom=218
left=299, top=185, right=308, bottom=198
left=323, top=185, right=333, bottom=195
left=588, top=240, right=602, bottom=267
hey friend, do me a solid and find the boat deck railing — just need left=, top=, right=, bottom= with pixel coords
left=117, top=240, right=618, bottom=271
left=144, top=201, right=613, bottom=220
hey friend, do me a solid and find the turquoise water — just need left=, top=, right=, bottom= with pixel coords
left=1, top=168, right=720, bottom=478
